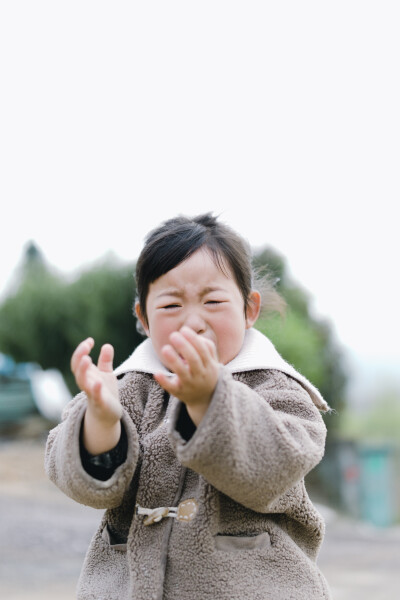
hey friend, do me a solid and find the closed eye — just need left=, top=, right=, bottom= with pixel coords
left=205, top=300, right=224, bottom=305
left=162, top=304, right=181, bottom=309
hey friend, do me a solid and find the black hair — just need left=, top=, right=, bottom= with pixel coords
left=135, top=213, right=285, bottom=325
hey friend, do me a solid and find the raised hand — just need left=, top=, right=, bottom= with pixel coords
left=154, top=326, right=220, bottom=426
left=71, top=338, right=122, bottom=454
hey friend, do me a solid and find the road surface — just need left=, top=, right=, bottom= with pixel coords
left=0, top=436, right=399, bottom=599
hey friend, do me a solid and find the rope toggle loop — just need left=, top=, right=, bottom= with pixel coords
left=136, top=498, right=198, bottom=526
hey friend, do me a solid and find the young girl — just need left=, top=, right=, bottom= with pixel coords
left=45, top=213, right=331, bottom=600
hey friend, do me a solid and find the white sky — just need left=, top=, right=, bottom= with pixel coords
left=1, top=1, right=399, bottom=403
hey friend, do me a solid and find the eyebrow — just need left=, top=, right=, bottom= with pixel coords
left=156, top=286, right=225, bottom=299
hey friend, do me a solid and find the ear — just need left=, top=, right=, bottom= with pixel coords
left=245, top=291, right=261, bottom=329
left=135, top=302, right=150, bottom=336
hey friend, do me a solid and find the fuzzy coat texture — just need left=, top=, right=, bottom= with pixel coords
left=45, top=329, right=331, bottom=600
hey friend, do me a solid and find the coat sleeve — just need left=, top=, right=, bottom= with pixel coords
left=44, top=378, right=141, bottom=510
left=168, top=367, right=327, bottom=513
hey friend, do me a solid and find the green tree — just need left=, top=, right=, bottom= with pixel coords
left=253, top=247, right=347, bottom=424
left=0, top=245, right=141, bottom=392
left=0, top=242, right=69, bottom=370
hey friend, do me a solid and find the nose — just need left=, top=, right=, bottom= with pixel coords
left=183, top=311, right=206, bottom=335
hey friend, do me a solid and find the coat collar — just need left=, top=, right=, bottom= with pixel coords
left=114, top=328, right=328, bottom=411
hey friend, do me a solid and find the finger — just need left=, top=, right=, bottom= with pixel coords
left=180, top=327, right=216, bottom=366
left=154, top=372, right=181, bottom=397
left=160, top=344, right=190, bottom=379
left=74, top=354, right=94, bottom=392
left=168, top=331, right=202, bottom=371
left=202, top=337, right=219, bottom=361
left=97, top=343, right=114, bottom=373
left=71, top=338, right=94, bottom=373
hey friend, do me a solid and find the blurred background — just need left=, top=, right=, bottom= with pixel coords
left=1, top=1, right=399, bottom=599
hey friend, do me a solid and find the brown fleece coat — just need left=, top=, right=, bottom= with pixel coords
left=45, top=362, right=331, bottom=600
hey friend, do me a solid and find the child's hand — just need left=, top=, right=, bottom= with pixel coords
left=71, top=338, right=122, bottom=425
left=71, top=338, right=122, bottom=454
left=154, top=326, right=220, bottom=426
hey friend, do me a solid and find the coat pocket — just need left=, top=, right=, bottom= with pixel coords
left=101, top=524, right=127, bottom=553
left=214, top=531, right=270, bottom=552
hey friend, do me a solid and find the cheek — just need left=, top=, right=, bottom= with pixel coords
left=150, top=314, right=177, bottom=346
left=213, top=312, right=245, bottom=345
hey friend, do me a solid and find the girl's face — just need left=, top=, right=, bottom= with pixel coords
left=136, top=248, right=260, bottom=366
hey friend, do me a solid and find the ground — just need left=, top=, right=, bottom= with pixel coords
left=0, top=424, right=399, bottom=599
